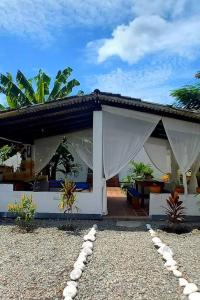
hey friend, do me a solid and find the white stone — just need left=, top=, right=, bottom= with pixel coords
left=183, top=283, right=198, bottom=295
left=146, top=224, right=152, bottom=230
left=74, top=261, right=85, bottom=271
left=93, top=224, right=98, bottom=229
left=179, top=278, right=188, bottom=287
left=163, top=252, right=173, bottom=261
left=88, top=228, right=96, bottom=236
left=81, top=247, right=93, bottom=256
left=67, top=281, right=78, bottom=288
left=173, top=270, right=182, bottom=277
left=158, top=245, right=173, bottom=256
left=70, top=269, right=82, bottom=281
left=63, top=285, right=77, bottom=298
left=166, top=265, right=178, bottom=271
left=64, top=297, right=73, bottom=300
left=189, top=292, right=200, bottom=300
left=152, top=237, right=162, bottom=244
left=82, top=241, right=93, bottom=249
left=77, top=253, right=87, bottom=263
left=150, top=231, right=157, bottom=237
left=83, top=234, right=96, bottom=242
left=164, top=259, right=177, bottom=267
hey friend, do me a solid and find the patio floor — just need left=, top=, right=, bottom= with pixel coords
left=106, top=187, right=148, bottom=218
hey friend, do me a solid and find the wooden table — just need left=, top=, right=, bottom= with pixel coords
left=135, top=179, right=165, bottom=208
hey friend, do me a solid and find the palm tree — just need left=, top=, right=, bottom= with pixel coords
left=171, top=71, right=200, bottom=110
left=0, top=67, right=80, bottom=109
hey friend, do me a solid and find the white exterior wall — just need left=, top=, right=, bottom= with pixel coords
left=0, top=111, right=104, bottom=216
left=150, top=193, right=200, bottom=216
left=0, top=191, right=100, bottom=215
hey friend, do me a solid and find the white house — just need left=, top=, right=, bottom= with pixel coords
left=0, top=90, right=200, bottom=220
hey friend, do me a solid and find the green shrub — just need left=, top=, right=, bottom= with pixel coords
left=8, top=194, right=36, bottom=231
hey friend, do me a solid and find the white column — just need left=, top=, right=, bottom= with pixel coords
left=93, top=111, right=107, bottom=215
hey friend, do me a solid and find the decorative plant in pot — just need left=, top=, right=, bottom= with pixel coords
left=58, top=180, right=78, bottom=231
left=129, top=161, right=154, bottom=180
left=149, top=184, right=161, bottom=193
left=174, top=178, right=184, bottom=193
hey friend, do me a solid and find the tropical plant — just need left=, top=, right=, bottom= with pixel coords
left=129, top=161, right=154, bottom=179
left=0, top=144, right=13, bottom=163
left=8, top=194, right=36, bottom=231
left=165, top=191, right=185, bottom=225
left=171, top=71, right=200, bottom=110
left=58, top=180, right=78, bottom=230
left=48, top=138, right=80, bottom=180
left=0, top=67, right=80, bottom=109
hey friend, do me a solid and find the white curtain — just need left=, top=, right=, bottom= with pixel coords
left=68, top=129, right=93, bottom=170
left=144, top=137, right=171, bottom=174
left=4, top=152, right=22, bottom=171
left=102, top=106, right=161, bottom=180
left=163, top=117, right=200, bottom=193
left=34, top=134, right=63, bottom=174
left=188, top=153, right=200, bottom=193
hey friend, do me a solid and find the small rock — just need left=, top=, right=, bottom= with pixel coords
left=64, top=297, right=73, bottom=300
left=74, top=261, right=85, bottom=271
left=67, top=281, right=78, bottom=288
left=158, top=245, right=173, bottom=256
left=82, top=241, right=93, bottom=249
left=183, top=283, right=198, bottom=295
left=167, top=265, right=178, bottom=271
left=164, top=259, right=177, bottom=267
left=189, top=292, right=200, bottom=300
left=146, top=224, right=152, bottom=230
left=70, top=269, right=82, bottom=281
left=173, top=270, right=182, bottom=277
left=152, top=237, right=162, bottom=244
left=163, top=252, right=173, bottom=261
left=63, top=285, right=77, bottom=298
left=93, top=224, right=98, bottom=229
left=179, top=278, right=188, bottom=287
left=81, top=247, right=92, bottom=256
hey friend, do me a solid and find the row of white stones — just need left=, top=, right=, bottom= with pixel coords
left=146, top=224, right=200, bottom=300
left=62, top=224, right=98, bottom=300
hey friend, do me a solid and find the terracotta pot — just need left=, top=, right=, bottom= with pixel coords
left=196, top=187, right=200, bottom=194
left=175, top=187, right=184, bottom=193
left=150, top=185, right=161, bottom=193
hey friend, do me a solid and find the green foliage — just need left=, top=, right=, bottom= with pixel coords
left=165, top=191, right=185, bottom=224
left=129, top=161, right=154, bottom=178
left=58, top=181, right=78, bottom=230
left=0, top=144, right=12, bottom=163
left=0, top=67, right=80, bottom=109
left=49, top=138, right=80, bottom=180
left=171, top=71, right=200, bottom=109
left=8, top=194, right=36, bottom=231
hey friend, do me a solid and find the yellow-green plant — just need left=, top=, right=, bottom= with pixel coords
left=58, top=181, right=78, bottom=230
left=8, top=194, right=36, bottom=231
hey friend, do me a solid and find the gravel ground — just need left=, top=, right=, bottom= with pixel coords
left=0, top=220, right=94, bottom=300
left=77, top=220, right=180, bottom=300
left=157, top=224, right=200, bottom=289
left=1, top=220, right=198, bottom=300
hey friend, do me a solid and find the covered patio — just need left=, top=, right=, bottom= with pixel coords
left=0, top=90, right=200, bottom=219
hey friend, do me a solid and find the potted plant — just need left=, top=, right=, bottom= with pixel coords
left=128, top=161, right=154, bottom=180
left=150, top=184, right=161, bottom=193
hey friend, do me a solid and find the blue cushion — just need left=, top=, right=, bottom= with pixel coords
left=127, top=187, right=141, bottom=197
left=75, top=182, right=90, bottom=190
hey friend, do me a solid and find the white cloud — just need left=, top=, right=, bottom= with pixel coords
left=97, top=0, right=200, bottom=64
left=0, top=0, right=133, bottom=43
left=87, top=63, right=194, bottom=104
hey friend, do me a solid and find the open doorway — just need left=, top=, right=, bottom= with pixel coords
left=106, top=175, right=149, bottom=218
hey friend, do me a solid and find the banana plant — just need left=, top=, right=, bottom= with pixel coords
left=0, top=67, right=80, bottom=109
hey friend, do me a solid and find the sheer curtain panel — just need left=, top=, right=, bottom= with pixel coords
left=162, top=117, right=200, bottom=194
left=102, top=106, right=161, bottom=180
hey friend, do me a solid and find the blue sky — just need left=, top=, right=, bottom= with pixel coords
left=0, top=0, right=200, bottom=105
